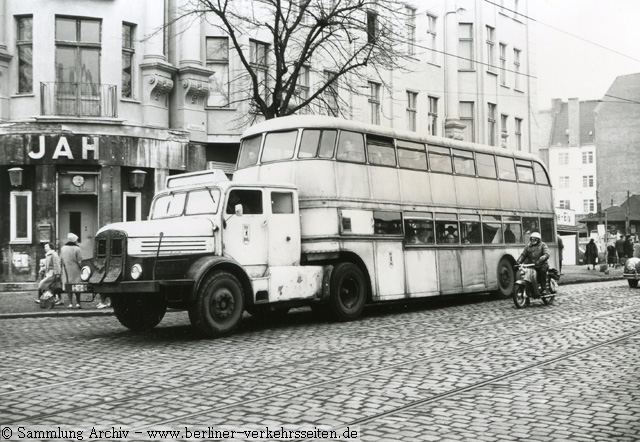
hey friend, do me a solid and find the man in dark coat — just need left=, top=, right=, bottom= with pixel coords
left=517, top=232, right=550, bottom=294
left=585, top=238, right=598, bottom=270
left=624, top=235, right=634, bottom=264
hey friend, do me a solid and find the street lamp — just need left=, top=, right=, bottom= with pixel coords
left=8, top=167, right=24, bottom=188
left=129, top=169, right=147, bottom=190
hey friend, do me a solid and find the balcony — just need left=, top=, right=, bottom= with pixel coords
left=40, top=82, right=118, bottom=118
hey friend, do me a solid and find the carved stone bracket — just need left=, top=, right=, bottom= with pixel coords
left=148, top=74, right=174, bottom=102
left=181, top=79, right=210, bottom=106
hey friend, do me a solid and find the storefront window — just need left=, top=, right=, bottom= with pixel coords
left=10, top=191, right=32, bottom=243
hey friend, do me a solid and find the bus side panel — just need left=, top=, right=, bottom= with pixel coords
left=404, top=249, right=439, bottom=296
left=484, top=249, right=518, bottom=290
left=257, top=162, right=295, bottom=185
left=295, top=161, right=337, bottom=198
left=455, top=176, right=480, bottom=208
left=536, top=186, right=554, bottom=211
left=300, top=207, right=340, bottom=237
left=336, top=162, right=372, bottom=200
left=374, top=241, right=405, bottom=299
left=460, top=249, right=486, bottom=289
left=431, top=174, right=456, bottom=206
left=498, top=181, right=519, bottom=210
left=437, top=249, right=463, bottom=294
left=399, top=170, right=432, bottom=204
left=478, top=179, right=501, bottom=208
left=518, top=183, right=538, bottom=211
left=369, top=167, right=401, bottom=202
left=341, top=240, right=378, bottom=300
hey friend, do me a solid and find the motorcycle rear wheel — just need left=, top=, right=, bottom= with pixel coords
left=513, top=284, right=527, bottom=309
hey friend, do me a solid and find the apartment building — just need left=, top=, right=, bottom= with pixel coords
left=0, top=0, right=535, bottom=282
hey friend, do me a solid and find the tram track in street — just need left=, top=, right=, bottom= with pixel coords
left=3, top=289, right=638, bottom=429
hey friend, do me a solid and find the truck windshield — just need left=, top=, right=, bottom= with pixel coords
left=150, top=188, right=221, bottom=219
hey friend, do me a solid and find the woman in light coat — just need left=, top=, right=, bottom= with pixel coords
left=59, top=233, right=83, bottom=308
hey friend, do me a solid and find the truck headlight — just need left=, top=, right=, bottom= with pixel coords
left=80, top=266, right=92, bottom=282
left=131, top=263, right=143, bottom=280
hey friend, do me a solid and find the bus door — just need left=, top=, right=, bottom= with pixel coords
left=223, top=189, right=268, bottom=273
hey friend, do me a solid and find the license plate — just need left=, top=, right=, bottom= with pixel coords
left=71, top=284, right=88, bottom=292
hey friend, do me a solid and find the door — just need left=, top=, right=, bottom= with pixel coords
left=59, top=195, right=97, bottom=259
left=267, top=190, right=301, bottom=266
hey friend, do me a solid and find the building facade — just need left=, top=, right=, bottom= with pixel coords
left=0, top=0, right=536, bottom=282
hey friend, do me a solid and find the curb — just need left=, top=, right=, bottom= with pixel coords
left=0, top=310, right=116, bottom=319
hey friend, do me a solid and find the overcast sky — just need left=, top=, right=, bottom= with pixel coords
left=532, top=0, right=640, bottom=108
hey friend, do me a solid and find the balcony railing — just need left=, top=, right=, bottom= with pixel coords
left=40, top=82, right=118, bottom=118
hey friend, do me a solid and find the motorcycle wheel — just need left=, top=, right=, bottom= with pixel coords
left=513, top=284, right=527, bottom=309
left=542, top=294, right=555, bottom=305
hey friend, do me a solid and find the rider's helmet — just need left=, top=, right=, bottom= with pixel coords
left=530, top=232, right=541, bottom=241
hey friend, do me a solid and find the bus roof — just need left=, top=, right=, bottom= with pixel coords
left=241, top=115, right=542, bottom=163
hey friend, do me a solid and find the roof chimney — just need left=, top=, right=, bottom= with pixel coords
left=568, top=98, right=580, bottom=146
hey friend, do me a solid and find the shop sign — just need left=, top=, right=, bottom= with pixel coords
left=556, top=208, right=575, bottom=226
left=27, top=135, right=99, bottom=162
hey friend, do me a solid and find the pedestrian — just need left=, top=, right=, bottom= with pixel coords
left=59, top=233, right=83, bottom=308
left=517, top=232, right=550, bottom=295
left=606, top=242, right=617, bottom=268
left=615, top=234, right=626, bottom=267
left=624, top=235, right=634, bottom=264
left=557, top=236, right=564, bottom=274
left=36, top=242, right=61, bottom=305
left=585, top=238, right=598, bottom=270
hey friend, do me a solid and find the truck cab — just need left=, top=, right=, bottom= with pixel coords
left=68, top=169, right=329, bottom=337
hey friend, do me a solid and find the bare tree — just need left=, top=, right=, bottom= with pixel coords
left=181, top=0, right=413, bottom=122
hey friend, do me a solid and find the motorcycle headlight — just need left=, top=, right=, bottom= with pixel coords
left=131, top=263, right=143, bottom=280
left=80, top=266, right=92, bottom=282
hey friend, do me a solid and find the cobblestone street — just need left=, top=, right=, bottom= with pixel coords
left=1, top=279, right=639, bottom=441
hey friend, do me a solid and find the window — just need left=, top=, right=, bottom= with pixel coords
left=559, top=200, right=571, bottom=210
left=426, top=14, right=437, bottom=64
left=515, top=118, right=523, bottom=151
left=298, top=130, right=337, bottom=159
left=407, top=91, right=417, bottom=131
left=583, top=199, right=595, bottom=213
left=297, top=65, right=310, bottom=114
left=558, top=152, right=569, bottom=165
left=499, top=43, right=507, bottom=86
left=488, top=103, right=497, bottom=146
left=123, top=192, right=141, bottom=221
left=10, top=191, right=32, bottom=243
left=151, top=192, right=187, bottom=219
left=324, top=71, right=339, bottom=116
left=460, top=214, right=482, bottom=244
left=397, top=140, right=427, bottom=170
left=17, top=16, right=33, bottom=94
left=482, top=215, right=503, bottom=244
left=503, top=217, right=522, bottom=243
left=486, top=26, right=495, bottom=73
left=261, top=131, right=297, bottom=163
left=501, top=114, right=508, bottom=135
left=452, top=149, right=475, bottom=176
left=460, top=101, right=475, bottom=142
left=428, top=96, right=438, bottom=135
left=458, top=24, right=474, bottom=70
left=516, top=160, right=534, bottom=183
left=271, top=192, right=294, bottom=214
left=428, top=145, right=452, bottom=173
left=369, top=81, right=381, bottom=125
left=207, top=37, right=230, bottom=107
left=237, top=135, right=261, bottom=168
left=582, top=151, right=593, bottom=164
left=496, top=156, right=516, bottom=180
left=583, top=175, right=594, bottom=187
left=559, top=176, right=570, bottom=188
left=367, top=136, right=396, bottom=166
left=226, top=189, right=263, bottom=215
left=513, top=48, right=522, bottom=90
left=250, top=39, right=269, bottom=102
left=374, top=211, right=402, bottom=235
left=336, top=131, right=365, bottom=163
left=540, top=218, right=555, bottom=242
left=122, top=23, right=135, bottom=98
left=476, top=153, right=497, bottom=179
left=367, top=10, right=378, bottom=44
left=435, top=213, right=459, bottom=244
left=406, top=7, right=416, bottom=56
left=404, top=215, right=434, bottom=245
left=534, top=162, right=550, bottom=185
left=185, top=189, right=220, bottom=215
left=55, top=16, right=102, bottom=115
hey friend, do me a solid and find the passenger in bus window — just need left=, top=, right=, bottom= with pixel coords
left=505, top=225, right=516, bottom=243
left=445, top=226, right=458, bottom=243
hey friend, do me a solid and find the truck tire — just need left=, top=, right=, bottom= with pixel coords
left=112, top=293, right=167, bottom=331
left=189, top=271, right=244, bottom=338
left=329, top=262, right=366, bottom=321
left=496, top=258, right=515, bottom=299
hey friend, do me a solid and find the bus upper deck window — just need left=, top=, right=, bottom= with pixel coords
left=299, top=130, right=321, bottom=158
left=516, top=160, right=534, bottom=183
left=397, top=140, right=427, bottom=170
left=496, top=156, right=517, bottom=181
left=428, top=145, right=452, bottom=174
left=533, top=162, right=550, bottom=185
left=452, top=149, right=476, bottom=176
left=262, top=131, right=297, bottom=163
left=476, top=153, right=497, bottom=179
left=238, top=135, right=262, bottom=168
left=367, top=136, right=396, bottom=166
left=336, top=131, right=365, bottom=163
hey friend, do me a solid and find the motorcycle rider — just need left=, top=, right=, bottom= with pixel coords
left=517, top=231, right=550, bottom=295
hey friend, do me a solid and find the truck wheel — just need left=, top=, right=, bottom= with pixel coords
left=496, top=258, right=515, bottom=299
left=628, top=279, right=638, bottom=288
left=112, top=293, right=167, bottom=331
left=329, top=263, right=366, bottom=321
left=190, top=271, right=244, bottom=338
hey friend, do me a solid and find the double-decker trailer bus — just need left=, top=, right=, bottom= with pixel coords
left=69, top=116, right=557, bottom=338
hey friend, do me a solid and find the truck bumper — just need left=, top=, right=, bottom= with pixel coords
left=65, top=279, right=194, bottom=294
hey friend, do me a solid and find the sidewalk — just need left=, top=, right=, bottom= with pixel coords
left=0, top=265, right=624, bottom=319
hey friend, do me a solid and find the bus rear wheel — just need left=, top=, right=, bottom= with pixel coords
left=329, top=262, right=366, bottom=321
left=496, top=258, right=515, bottom=299
left=112, top=293, right=167, bottom=331
left=189, top=271, right=244, bottom=338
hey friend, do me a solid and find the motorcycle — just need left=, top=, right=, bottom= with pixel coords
left=513, top=263, right=559, bottom=308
